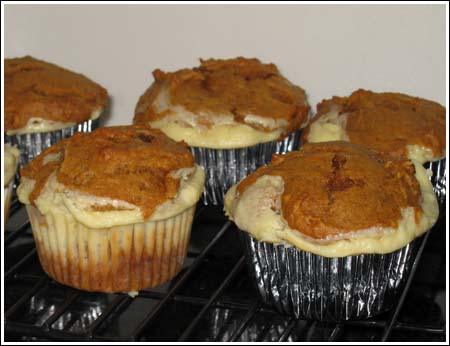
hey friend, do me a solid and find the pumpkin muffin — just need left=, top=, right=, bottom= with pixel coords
left=5, top=56, right=108, bottom=167
left=134, top=57, right=310, bottom=204
left=225, top=141, right=438, bottom=321
left=302, top=89, right=446, bottom=207
left=17, top=125, right=205, bottom=293
left=4, top=144, right=20, bottom=226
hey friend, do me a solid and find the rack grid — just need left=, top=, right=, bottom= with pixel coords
left=4, top=198, right=446, bottom=342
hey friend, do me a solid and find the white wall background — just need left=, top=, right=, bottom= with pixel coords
left=4, top=4, right=447, bottom=126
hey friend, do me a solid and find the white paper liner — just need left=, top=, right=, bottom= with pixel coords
left=5, top=118, right=100, bottom=169
left=240, top=231, right=422, bottom=321
left=26, top=204, right=195, bottom=293
left=190, top=131, right=300, bottom=205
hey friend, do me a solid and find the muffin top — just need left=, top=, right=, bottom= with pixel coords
left=18, top=125, right=204, bottom=227
left=302, top=89, right=446, bottom=163
left=4, top=144, right=20, bottom=186
left=5, top=56, right=108, bottom=134
left=225, top=141, right=438, bottom=257
left=134, top=57, right=310, bottom=148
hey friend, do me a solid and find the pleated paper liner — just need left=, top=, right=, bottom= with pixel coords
left=26, top=204, right=195, bottom=293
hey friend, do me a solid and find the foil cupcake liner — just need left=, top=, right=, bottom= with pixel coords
left=190, top=131, right=300, bottom=205
left=240, top=232, right=422, bottom=322
left=4, top=182, right=14, bottom=226
left=26, top=204, right=195, bottom=293
left=5, top=118, right=100, bottom=168
left=424, top=158, right=446, bottom=213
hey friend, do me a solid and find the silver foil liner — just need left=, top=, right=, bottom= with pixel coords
left=190, top=131, right=300, bottom=205
left=240, top=231, right=422, bottom=322
left=424, top=159, right=446, bottom=213
left=5, top=118, right=100, bottom=169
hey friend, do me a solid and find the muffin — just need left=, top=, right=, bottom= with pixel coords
left=134, top=57, right=310, bottom=205
left=5, top=56, right=108, bottom=167
left=17, top=125, right=205, bottom=293
left=224, top=141, right=438, bottom=321
left=302, top=89, right=446, bottom=209
left=4, top=144, right=20, bottom=225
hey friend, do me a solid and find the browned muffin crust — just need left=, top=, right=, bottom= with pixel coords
left=302, top=89, right=446, bottom=158
left=5, top=56, right=108, bottom=132
left=21, top=125, right=195, bottom=218
left=237, top=141, right=422, bottom=240
left=134, top=57, right=310, bottom=139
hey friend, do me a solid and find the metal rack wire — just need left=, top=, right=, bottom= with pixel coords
left=4, top=198, right=446, bottom=342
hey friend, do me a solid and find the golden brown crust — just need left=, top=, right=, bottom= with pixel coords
left=134, top=57, right=310, bottom=138
left=21, top=125, right=195, bottom=218
left=237, top=141, right=422, bottom=239
left=302, top=89, right=446, bottom=158
left=5, top=56, right=108, bottom=131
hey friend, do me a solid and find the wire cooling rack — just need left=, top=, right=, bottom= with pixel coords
left=4, top=198, right=446, bottom=342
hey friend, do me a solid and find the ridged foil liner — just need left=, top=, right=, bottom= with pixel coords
left=190, top=131, right=300, bottom=205
left=240, top=232, right=422, bottom=322
left=26, top=204, right=195, bottom=293
left=424, top=159, right=446, bottom=213
left=5, top=118, right=100, bottom=169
